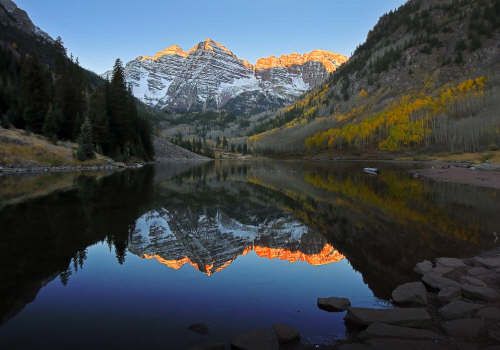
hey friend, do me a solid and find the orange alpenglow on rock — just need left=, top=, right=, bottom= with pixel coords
left=141, top=243, right=344, bottom=276
left=255, top=50, right=348, bottom=73
left=138, top=44, right=189, bottom=61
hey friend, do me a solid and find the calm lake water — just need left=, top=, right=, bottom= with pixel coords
left=1, top=161, right=499, bottom=349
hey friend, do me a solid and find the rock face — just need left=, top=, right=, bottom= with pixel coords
left=103, top=39, right=347, bottom=114
left=0, top=0, right=53, bottom=41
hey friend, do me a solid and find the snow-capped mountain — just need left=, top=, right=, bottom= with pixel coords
left=103, top=38, right=348, bottom=114
left=128, top=208, right=344, bottom=275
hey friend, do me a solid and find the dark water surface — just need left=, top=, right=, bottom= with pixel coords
left=1, top=161, right=499, bottom=349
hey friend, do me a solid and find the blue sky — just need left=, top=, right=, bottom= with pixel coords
left=15, top=0, right=407, bottom=74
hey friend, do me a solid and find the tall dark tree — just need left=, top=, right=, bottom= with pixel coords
left=76, top=116, right=95, bottom=161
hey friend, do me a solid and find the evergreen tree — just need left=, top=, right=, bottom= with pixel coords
left=76, top=116, right=95, bottom=161
left=42, top=105, right=61, bottom=143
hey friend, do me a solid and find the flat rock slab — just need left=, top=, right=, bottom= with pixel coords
left=443, top=319, right=484, bottom=338
left=468, top=267, right=492, bottom=276
left=345, top=307, right=432, bottom=328
left=271, top=323, right=300, bottom=344
left=439, top=300, right=484, bottom=320
left=462, top=284, right=500, bottom=301
left=422, top=271, right=460, bottom=290
left=438, top=286, right=462, bottom=303
left=392, top=282, right=428, bottom=306
left=366, top=338, right=450, bottom=350
left=317, top=297, right=351, bottom=312
left=231, top=328, right=279, bottom=350
left=415, top=260, right=433, bottom=275
left=476, top=307, right=500, bottom=320
left=359, top=322, right=440, bottom=340
left=475, top=257, right=500, bottom=269
left=461, top=276, right=487, bottom=287
left=437, top=257, right=466, bottom=269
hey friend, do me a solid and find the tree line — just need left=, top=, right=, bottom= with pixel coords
left=0, top=40, right=154, bottom=161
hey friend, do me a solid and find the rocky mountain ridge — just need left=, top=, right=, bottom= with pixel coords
left=103, top=39, right=347, bottom=115
left=0, top=0, right=53, bottom=43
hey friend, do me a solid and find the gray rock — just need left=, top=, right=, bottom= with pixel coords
left=467, top=267, right=491, bottom=276
left=414, top=260, right=433, bottom=275
left=317, top=297, right=351, bottom=312
left=438, top=286, right=462, bottom=303
left=474, top=257, right=500, bottom=269
left=475, top=307, right=500, bottom=320
left=422, top=271, right=460, bottom=290
left=231, top=328, right=279, bottom=350
left=359, top=322, right=440, bottom=340
left=271, top=323, right=300, bottom=344
left=461, top=284, right=500, bottom=302
left=345, top=307, right=432, bottom=328
left=437, top=257, right=466, bottom=269
left=365, top=339, right=450, bottom=350
left=443, top=318, right=483, bottom=337
left=392, top=282, right=428, bottom=306
left=438, top=300, right=484, bottom=320
left=461, top=276, right=487, bottom=287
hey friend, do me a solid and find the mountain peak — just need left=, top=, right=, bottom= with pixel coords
left=255, top=49, right=348, bottom=72
left=138, top=44, right=188, bottom=61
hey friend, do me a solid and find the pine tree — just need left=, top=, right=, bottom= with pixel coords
left=76, top=116, right=95, bottom=161
left=42, top=105, right=61, bottom=143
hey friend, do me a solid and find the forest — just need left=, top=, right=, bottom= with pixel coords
left=0, top=35, right=154, bottom=161
left=247, top=0, right=500, bottom=156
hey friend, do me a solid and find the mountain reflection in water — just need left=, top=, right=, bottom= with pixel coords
left=132, top=209, right=344, bottom=275
left=0, top=160, right=499, bottom=348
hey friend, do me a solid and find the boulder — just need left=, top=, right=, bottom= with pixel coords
left=345, top=307, right=432, bottom=328
left=391, top=282, right=428, bottom=306
left=467, top=266, right=492, bottom=276
left=474, top=257, right=500, bottom=269
left=359, top=322, right=440, bottom=340
left=365, top=339, right=450, bottom=350
left=443, top=319, right=483, bottom=338
left=461, top=276, right=487, bottom=287
left=414, top=260, right=433, bottom=275
left=422, top=271, right=460, bottom=290
left=438, top=300, right=484, bottom=320
left=231, top=328, right=279, bottom=350
left=438, top=286, right=461, bottom=303
left=461, top=284, right=500, bottom=302
left=475, top=307, right=500, bottom=320
left=437, top=257, right=466, bottom=269
left=317, top=297, right=351, bottom=312
left=271, top=323, right=300, bottom=344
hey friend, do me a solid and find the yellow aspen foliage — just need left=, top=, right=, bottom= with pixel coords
left=305, top=77, right=488, bottom=151
left=359, top=89, right=368, bottom=98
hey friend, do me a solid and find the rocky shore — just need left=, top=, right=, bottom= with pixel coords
left=0, top=162, right=148, bottom=175
left=195, top=250, right=500, bottom=350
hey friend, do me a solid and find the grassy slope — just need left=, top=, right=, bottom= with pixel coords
left=0, top=127, right=113, bottom=167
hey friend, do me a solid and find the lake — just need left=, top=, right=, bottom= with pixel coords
left=1, top=161, right=499, bottom=349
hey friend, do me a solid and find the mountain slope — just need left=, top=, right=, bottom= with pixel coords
left=248, top=0, right=500, bottom=155
left=103, top=39, right=347, bottom=115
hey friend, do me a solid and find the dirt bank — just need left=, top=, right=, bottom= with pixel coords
left=412, top=165, right=500, bottom=189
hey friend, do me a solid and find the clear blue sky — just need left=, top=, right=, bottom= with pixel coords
left=15, top=0, right=407, bottom=74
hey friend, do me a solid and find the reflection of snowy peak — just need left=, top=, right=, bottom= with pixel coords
left=129, top=208, right=342, bottom=275
left=102, top=39, right=347, bottom=114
